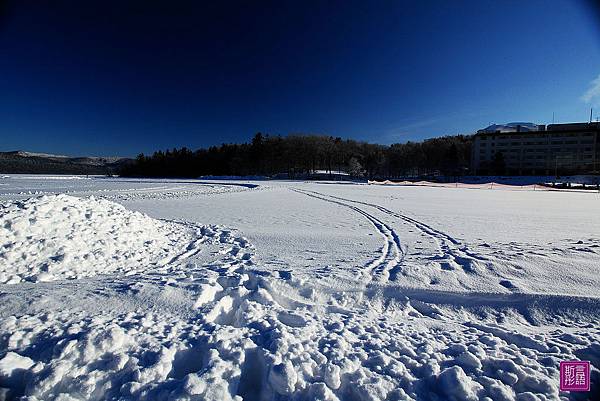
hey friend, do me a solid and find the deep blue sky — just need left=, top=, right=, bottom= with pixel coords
left=1, top=0, right=600, bottom=156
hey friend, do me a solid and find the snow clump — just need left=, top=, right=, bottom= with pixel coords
left=0, top=194, right=195, bottom=283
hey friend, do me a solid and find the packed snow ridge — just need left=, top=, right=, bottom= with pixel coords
left=0, top=195, right=198, bottom=284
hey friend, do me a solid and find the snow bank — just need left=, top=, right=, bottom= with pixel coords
left=0, top=195, right=197, bottom=283
left=199, top=175, right=269, bottom=180
left=16, top=175, right=93, bottom=180
left=369, top=174, right=600, bottom=188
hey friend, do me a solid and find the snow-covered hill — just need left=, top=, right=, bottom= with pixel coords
left=0, top=151, right=131, bottom=175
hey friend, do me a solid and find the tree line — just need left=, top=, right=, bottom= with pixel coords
left=119, top=133, right=473, bottom=179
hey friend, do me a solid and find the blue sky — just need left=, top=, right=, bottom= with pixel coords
left=1, top=0, right=600, bottom=156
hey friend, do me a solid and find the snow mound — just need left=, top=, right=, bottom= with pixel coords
left=0, top=195, right=196, bottom=284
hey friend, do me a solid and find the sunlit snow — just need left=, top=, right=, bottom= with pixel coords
left=0, top=175, right=598, bottom=400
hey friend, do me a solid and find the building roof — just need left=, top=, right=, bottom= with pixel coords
left=476, top=121, right=600, bottom=135
left=546, top=122, right=600, bottom=131
left=478, top=122, right=539, bottom=133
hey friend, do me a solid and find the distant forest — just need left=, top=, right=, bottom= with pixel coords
left=119, top=133, right=473, bottom=179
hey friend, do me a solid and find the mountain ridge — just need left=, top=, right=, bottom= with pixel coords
left=0, top=150, right=132, bottom=174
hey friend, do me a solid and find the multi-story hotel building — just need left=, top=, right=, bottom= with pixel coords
left=471, top=122, right=599, bottom=175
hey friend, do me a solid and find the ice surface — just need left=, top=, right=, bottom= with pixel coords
left=0, top=176, right=598, bottom=400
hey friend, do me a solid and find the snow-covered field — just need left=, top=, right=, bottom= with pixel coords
left=0, top=175, right=598, bottom=400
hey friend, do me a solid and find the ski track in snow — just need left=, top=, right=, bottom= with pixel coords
left=291, top=187, right=600, bottom=321
left=291, top=187, right=598, bottom=299
left=0, top=179, right=599, bottom=401
left=292, top=188, right=406, bottom=284
left=295, top=188, right=490, bottom=279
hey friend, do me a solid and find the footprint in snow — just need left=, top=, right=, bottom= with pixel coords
left=499, top=280, right=517, bottom=290
left=277, top=312, right=307, bottom=328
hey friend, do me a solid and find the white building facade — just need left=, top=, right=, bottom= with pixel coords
left=471, top=122, right=599, bottom=175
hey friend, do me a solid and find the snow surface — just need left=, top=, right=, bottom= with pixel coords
left=0, top=176, right=599, bottom=400
left=0, top=195, right=201, bottom=284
